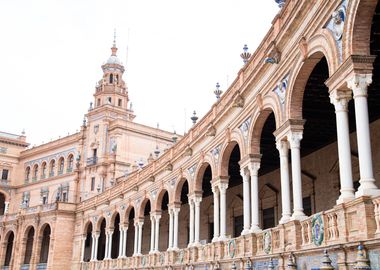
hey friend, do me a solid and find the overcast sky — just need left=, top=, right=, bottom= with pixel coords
left=0, top=0, right=278, bottom=146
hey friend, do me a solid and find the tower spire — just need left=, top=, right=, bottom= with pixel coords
left=111, top=29, right=118, bottom=56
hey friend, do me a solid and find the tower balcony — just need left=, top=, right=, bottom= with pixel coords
left=86, top=157, right=98, bottom=166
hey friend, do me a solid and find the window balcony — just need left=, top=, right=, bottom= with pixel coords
left=49, top=172, right=54, bottom=177
left=0, top=179, right=8, bottom=186
left=32, top=176, right=37, bottom=182
left=58, top=170, right=63, bottom=176
left=41, top=174, right=46, bottom=180
left=66, top=167, right=73, bottom=173
left=86, top=157, right=98, bottom=166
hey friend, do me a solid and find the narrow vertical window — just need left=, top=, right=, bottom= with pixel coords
left=91, top=177, right=95, bottom=191
left=118, top=99, right=122, bottom=107
left=109, top=73, right=113, bottom=83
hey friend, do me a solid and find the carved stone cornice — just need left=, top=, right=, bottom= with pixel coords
left=325, top=55, right=376, bottom=91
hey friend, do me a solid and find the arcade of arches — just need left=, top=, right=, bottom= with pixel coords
left=1, top=0, right=380, bottom=270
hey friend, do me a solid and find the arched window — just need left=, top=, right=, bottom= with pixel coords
left=39, top=225, right=51, bottom=264
left=0, top=193, right=5, bottom=215
left=25, top=167, right=30, bottom=183
left=41, top=162, right=47, bottom=179
left=109, top=73, right=113, bottom=84
left=4, top=232, right=14, bottom=266
left=49, top=160, right=55, bottom=177
left=33, top=165, right=38, bottom=181
left=24, top=227, right=35, bottom=265
left=67, top=155, right=74, bottom=172
left=58, top=158, right=64, bottom=175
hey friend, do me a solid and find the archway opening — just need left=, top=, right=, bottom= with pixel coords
left=39, top=225, right=51, bottom=264
left=4, top=232, right=14, bottom=266
left=111, top=213, right=120, bottom=259
left=178, top=180, right=189, bottom=248
left=300, top=56, right=338, bottom=214
left=199, top=164, right=212, bottom=243
left=159, top=191, right=169, bottom=251
left=83, top=223, right=93, bottom=262
left=126, top=208, right=135, bottom=257
left=24, top=227, right=35, bottom=265
left=258, top=112, right=279, bottom=229
left=97, top=219, right=106, bottom=260
left=224, top=144, right=243, bottom=238
left=141, top=200, right=151, bottom=254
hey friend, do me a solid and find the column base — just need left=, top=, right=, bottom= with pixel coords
left=192, top=241, right=201, bottom=247
left=171, top=247, right=179, bottom=251
left=291, top=210, right=308, bottom=221
left=90, top=259, right=98, bottom=262
left=241, top=229, right=251, bottom=236
left=279, top=215, right=291, bottom=225
left=355, top=179, right=380, bottom=197
left=218, top=235, right=229, bottom=242
left=187, top=243, right=193, bottom=248
left=133, top=253, right=142, bottom=257
left=250, top=226, right=262, bottom=233
left=212, top=236, right=220, bottom=242
left=336, top=193, right=355, bottom=205
left=118, top=255, right=127, bottom=259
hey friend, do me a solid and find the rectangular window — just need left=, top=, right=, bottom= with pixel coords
left=263, top=207, right=275, bottom=230
left=62, top=192, right=67, bottom=202
left=118, top=99, right=122, bottom=107
left=1, top=169, right=9, bottom=180
left=233, top=215, right=244, bottom=238
left=93, top=149, right=97, bottom=158
left=303, top=196, right=312, bottom=216
left=91, top=177, right=95, bottom=191
left=42, top=196, right=47, bottom=205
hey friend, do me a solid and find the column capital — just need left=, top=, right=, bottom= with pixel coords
left=134, top=217, right=144, bottom=225
left=288, top=130, right=303, bottom=149
left=329, top=89, right=352, bottom=112
left=248, top=160, right=261, bottom=175
left=347, top=73, right=372, bottom=98
left=240, top=168, right=250, bottom=181
left=218, top=182, right=228, bottom=192
left=276, top=140, right=289, bottom=156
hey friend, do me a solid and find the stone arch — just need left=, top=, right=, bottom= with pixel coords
left=123, top=205, right=136, bottom=224
left=286, top=43, right=334, bottom=120
left=0, top=190, right=10, bottom=202
left=219, top=140, right=243, bottom=177
left=345, top=0, right=379, bottom=57
left=137, top=197, right=152, bottom=218
left=154, top=188, right=170, bottom=211
left=194, top=161, right=214, bottom=193
left=249, top=106, right=279, bottom=155
left=3, top=230, right=15, bottom=267
left=109, top=211, right=120, bottom=229
left=83, top=220, right=93, bottom=235
left=173, top=177, right=190, bottom=203
left=95, top=216, right=106, bottom=232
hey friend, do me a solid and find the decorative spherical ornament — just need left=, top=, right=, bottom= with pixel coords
left=240, top=44, right=251, bottom=64
left=214, top=82, right=223, bottom=100
left=191, top=111, right=198, bottom=124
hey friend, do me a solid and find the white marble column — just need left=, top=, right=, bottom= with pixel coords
left=154, top=214, right=161, bottom=252
left=289, top=131, right=307, bottom=220
left=276, top=140, right=292, bottom=224
left=173, top=207, right=180, bottom=249
left=347, top=74, right=380, bottom=197
left=149, top=215, right=155, bottom=253
left=137, top=221, right=143, bottom=255
left=212, top=186, right=220, bottom=242
left=91, top=233, right=99, bottom=261
left=118, top=227, right=124, bottom=258
left=241, top=168, right=251, bottom=234
left=133, top=223, right=138, bottom=256
left=219, top=182, right=228, bottom=240
left=330, top=90, right=356, bottom=203
left=194, top=196, right=202, bottom=245
left=168, top=209, right=174, bottom=250
left=108, top=231, right=113, bottom=259
left=249, top=162, right=261, bottom=232
left=121, top=227, right=128, bottom=258
left=104, top=232, right=109, bottom=259
left=188, top=199, right=194, bottom=247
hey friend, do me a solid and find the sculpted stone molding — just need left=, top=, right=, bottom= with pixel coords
left=232, top=91, right=245, bottom=108
left=206, top=123, right=216, bottom=137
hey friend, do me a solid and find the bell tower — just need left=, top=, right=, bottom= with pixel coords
left=92, top=32, right=135, bottom=121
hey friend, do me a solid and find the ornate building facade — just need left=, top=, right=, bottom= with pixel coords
left=1, top=0, right=380, bottom=269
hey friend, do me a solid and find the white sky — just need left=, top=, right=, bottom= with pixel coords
left=0, top=0, right=278, bottom=146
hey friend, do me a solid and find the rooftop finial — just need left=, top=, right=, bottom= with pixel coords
left=111, top=29, right=118, bottom=56
left=113, top=28, right=117, bottom=47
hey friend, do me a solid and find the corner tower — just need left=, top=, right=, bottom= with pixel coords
left=92, top=35, right=135, bottom=121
